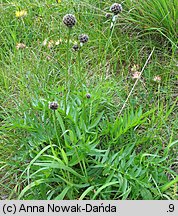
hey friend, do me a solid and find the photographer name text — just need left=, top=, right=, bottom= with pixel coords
left=2, top=203, right=117, bottom=214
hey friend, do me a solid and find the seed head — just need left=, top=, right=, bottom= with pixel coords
left=72, top=44, right=79, bottom=51
left=63, top=14, right=76, bottom=28
left=86, top=93, right=91, bottom=99
left=49, top=101, right=58, bottom=110
left=110, top=3, right=122, bottom=15
left=79, top=34, right=89, bottom=44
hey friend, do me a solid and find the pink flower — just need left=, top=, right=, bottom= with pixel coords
left=153, top=76, right=161, bottom=82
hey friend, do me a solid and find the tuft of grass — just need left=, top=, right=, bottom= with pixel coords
left=123, top=0, right=178, bottom=50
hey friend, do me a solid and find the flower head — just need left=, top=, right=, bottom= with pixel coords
left=86, top=93, right=91, bottom=99
left=72, top=44, right=79, bottom=51
left=15, top=10, right=27, bottom=18
left=110, top=3, right=122, bottom=15
left=132, top=72, right=141, bottom=79
left=63, top=14, right=76, bottom=28
left=79, top=34, right=89, bottom=44
left=153, top=76, right=161, bottom=83
left=49, top=101, right=59, bottom=110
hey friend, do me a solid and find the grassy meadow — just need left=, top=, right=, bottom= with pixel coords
left=0, top=0, right=177, bottom=200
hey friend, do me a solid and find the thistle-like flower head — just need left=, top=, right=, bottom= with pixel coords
left=86, top=93, right=91, bottom=99
left=63, top=14, right=76, bottom=28
left=110, top=3, right=122, bottom=15
left=49, top=101, right=59, bottom=110
left=79, top=34, right=89, bottom=44
left=72, top=44, right=79, bottom=51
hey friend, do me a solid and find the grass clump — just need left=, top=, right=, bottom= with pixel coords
left=123, top=0, right=178, bottom=49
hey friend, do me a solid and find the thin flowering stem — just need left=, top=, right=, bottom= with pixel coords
left=101, top=4, right=123, bottom=79
left=74, top=34, right=89, bottom=122
left=64, top=28, right=72, bottom=115
left=77, top=48, right=82, bottom=86
left=157, top=82, right=161, bottom=111
left=67, top=28, right=72, bottom=75
left=101, top=17, right=117, bottom=79
left=52, top=111, right=61, bottom=148
left=63, top=14, right=76, bottom=115
left=77, top=48, right=87, bottom=122
left=77, top=34, right=89, bottom=88
left=117, top=47, right=155, bottom=118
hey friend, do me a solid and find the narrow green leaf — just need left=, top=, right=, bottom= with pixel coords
left=61, top=148, right=68, bottom=165
left=92, top=181, right=119, bottom=199
left=79, top=186, right=95, bottom=200
left=54, top=186, right=71, bottom=200
left=88, top=111, right=104, bottom=130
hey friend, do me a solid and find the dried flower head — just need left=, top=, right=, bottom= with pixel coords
left=47, top=40, right=54, bottom=49
left=42, top=39, right=48, bottom=46
left=46, top=55, right=51, bottom=61
left=131, top=64, right=139, bottom=72
left=110, top=3, right=122, bottom=15
left=42, top=39, right=62, bottom=47
left=153, top=76, right=161, bottom=82
left=16, top=43, right=26, bottom=49
left=63, top=14, right=76, bottom=28
left=15, top=10, right=27, bottom=18
left=55, top=39, right=62, bottom=45
left=49, top=101, right=58, bottom=110
left=132, top=72, right=141, bottom=79
left=79, top=34, right=89, bottom=44
left=86, top=93, right=91, bottom=99
left=72, top=44, right=79, bottom=51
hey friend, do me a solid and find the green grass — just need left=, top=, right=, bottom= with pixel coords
left=123, top=0, right=178, bottom=50
left=0, top=0, right=177, bottom=200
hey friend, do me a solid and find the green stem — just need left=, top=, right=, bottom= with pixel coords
left=77, top=48, right=86, bottom=122
left=77, top=49, right=85, bottom=91
left=157, top=83, right=160, bottom=111
left=53, top=111, right=61, bottom=148
left=78, top=49, right=81, bottom=85
left=64, top=28, right=72, bottom=115
left=102, top=16, right=117, bottom=79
